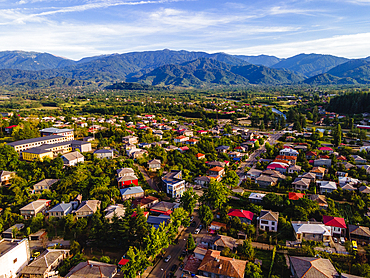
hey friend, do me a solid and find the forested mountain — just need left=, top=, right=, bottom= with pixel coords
left=271, top=53, right=349, bottom=77
left=0, top=51, right=75, bottom=71
left=234, top=54, right=281, bottom=67
left=129, top=58, right=304, bottom=86
left=303, top=73, right=358, bottom=85
left=328, top=92, right=370, bottom=114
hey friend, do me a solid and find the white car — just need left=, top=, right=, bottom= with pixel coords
left=194, top=228, right=200, bottom=234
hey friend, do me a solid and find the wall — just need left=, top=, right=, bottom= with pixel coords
left=0, top=239, right=30, bottom=278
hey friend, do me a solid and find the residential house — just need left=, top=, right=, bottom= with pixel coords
left=299, top=172, right=316, bottom=182
left=318, top=181, right=337, bottom=194
left=279, top=148, right=299, bottom=157
left=289, top=192, right=305, bottom=201
left=318, top=146, right=334, bottom=154
left=0, top=238, right=31, bottom=278
left=0, top=170, right=16, bottom=186
left=122, top=135, right=138, bottom=145
left=162, top=170, right=186, bottom=198
left=165, top=145, right=178, bottom=152
left=33, top=179, right=59, bottom=193
left=186, top=139, right=199, bottom=145
left=208, top=167, right=225, bottom=177
left=339, top=161, right=355, bottom=170
left=262, top=169, right=286, bottom=181
left=28, top=229, right=47, bottom=241
left=194, top=176, right=212, bottom=187
left=174, top=136, right=189, bottom=143
left=148, top=159, right=161, bottom=171
left=248, top=192, right=265, bottom=204
left=208, top=222, right=227, bottom=234
left=48, top=202, right=76, bottom=218
left=228, top=209, right=254, bottom=224
left=75, top=200, right=101, bottom=218
left=182, top=130, right=194, bottom=137
left=288, top=165, right=301, bottom=174
left=104, top=204, right=126, bottom=221
left=276, top=155, right=297, bottom=165
left=351, top=155, right=367, bottom=164
left=310, top=167, right=327, bottom=180
left=267, top=162, right=289, bottom=173
left=339, top=177, right=359, bottom=188
left=306, top=151, right=317, bottom=159
left=147, top=214, right=171, bottom=229
left=289, top=256, right=339, bottom=278
left=246, top=168, right=262, bottom=180
left=349, top=225, right=370, bottom=245
left=314, top=158, right=332, bottom=167
left=292, top=178, right=311, bottom=191
left=150, top=201, right=176, bottom=215
left=259, top=210, right=279, bottom=232
left=20, top=249, right=70, bottom=278
left=2, top=224, right=24, bottom=239
left=65, top=260, right=117, bottom=278
left=94, top=149, right=114, bottom=159
left=309, top=195, right=328, bottom=209
left=357, top=165, right=370, bottom=174
left=133, top=196, right=159, bottom=209
left=206, top=161, right=228, bottom=168
left=196, top=153, right=206, bottom=160
left=359, top=185, right=370, bottom=194
left=61, top=151, right=84, bottom=166
left=323, top=215, right=347, bottom=238
left=116, top=168, right=138, bottom=188
left=292, top=221, right=331, bottom=245
left=20, top=199, right=51, bottom=219
left=206, top=235, right=239, bottom=251
left=256, top=175, right=278, bottom=188
left=120, top=186, right=145, bottom=200
left=198, top=250, right=247, bottom=278
left=215, top=145, right=230, bottom=153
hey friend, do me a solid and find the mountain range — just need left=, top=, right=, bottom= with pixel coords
left=0, top=49, right=369, bottom=88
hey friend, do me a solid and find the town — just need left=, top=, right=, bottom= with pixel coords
left=0, top=89, right=370, bottom=278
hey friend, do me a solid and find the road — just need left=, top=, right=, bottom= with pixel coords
left=147, top=214, right=200, bottom=278
left=136, top=164, right=160, bottom=191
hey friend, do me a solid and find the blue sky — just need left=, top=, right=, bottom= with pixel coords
left=0, top=0, right=370, bottom=60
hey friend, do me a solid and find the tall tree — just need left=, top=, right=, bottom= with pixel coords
left=180, top=188, right=198, bottom=215
left=203, top=180, right=228, bottom=210
left=199, top=205, right=213, bottom=228
left=223, top=171, right=240, bottom=188
left=187, top=233, right=196, bottom=252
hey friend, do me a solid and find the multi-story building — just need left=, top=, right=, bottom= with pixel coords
left=0, top=238, right=30, bottom=278
left=259, top=210, right=279, bottom=232
left=20, top=200, right=51, bottom=219
left=39, top=127, right=74, bottom=140
left=162, top=170, right=185, bottom=198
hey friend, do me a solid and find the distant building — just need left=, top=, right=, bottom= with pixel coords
left=33, top=179, right=59, bottom=193
left=61, top=151, right=84, bottom=166
left=148, top=159, right=161, bottom=171
left=94, top=149, right=114, bottom=159
left=39, top=127, right=74, bottom=140
left=120, top=186, right=145, bottom=200
left=162, top=170, right=185, bottom=198
left=75, top=200, right=101, bottom=218
left=20, top=200, right=51, bottom=219
left=65, top=260, right=117, bottom=278
left=0, top=170, right=16, bottom=186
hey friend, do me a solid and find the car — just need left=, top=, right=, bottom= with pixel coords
left=170, top=264, right=177, bottom=272
left=190, top=216, right=194, bottom=221
left=333, top=238, right=338, bottom=243
left=194, top=228, right=200, bottom=234
left=164, top=255, right=171, bottom=262
left=352, top=240, right=358, bottom=251
left=181, top=250, right=187, bottom=256
left=340, top=237, right=345, bottom=245
left=198, top=224, right=203, bottom=230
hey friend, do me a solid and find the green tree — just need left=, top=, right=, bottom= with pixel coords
left=187, top=233, right=196, bottom=251
left=203, top=180, right=228, bottom=210
left=333, top=124, right=343, bottom=146
left=223, top=171, right=240, bottom=188
left=245, top=262, right=263, bottom=278
left=238, top=239, right=255, bottom=260
left=199, top=204, right=213, bottom=228
left=180, top=188, right=198, bottom=215
left=121, top=246, right=151, bottom=278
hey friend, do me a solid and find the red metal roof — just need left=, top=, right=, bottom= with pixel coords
left=118, top=259, right=129, bottom=266
left=228, top=209, right=254, bottom=220
left=288, top=192, right=305, bottom=200
left=322, top=215, right=347, bottom=229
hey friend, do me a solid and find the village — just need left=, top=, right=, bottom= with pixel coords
left=1, top=93, right=370, bottom=278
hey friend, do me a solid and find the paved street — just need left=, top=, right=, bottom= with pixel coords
left=136, top=164, right=160, bottom=191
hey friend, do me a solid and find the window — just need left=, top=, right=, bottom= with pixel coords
left=261, top=220, right=269, bottom=225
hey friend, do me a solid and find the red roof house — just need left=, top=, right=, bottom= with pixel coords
left=288, top=192, right=305, bottom=200
left=228, top=209, right=254, bottom=224
left=323, top=215, right=346, bottom=237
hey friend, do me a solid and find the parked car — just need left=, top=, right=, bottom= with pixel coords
left=194, top=228, right=200, bottom=234
left=190, top=216, right=194, bottom=221
left=198, top=224, right=203, bottom=230
left=333, top=238, right=338, bottom=243
left=164, top=255, right=171, bottom=262
left=170, top=264, right=177, bottom=272
left=340, top=237, right=345, bottom=245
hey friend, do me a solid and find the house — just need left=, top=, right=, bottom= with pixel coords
left=248, top=192, right=265, bottom=204
left=196, top=153, right=206, bottom=160
left=288, top=165, right=301, bottom=174
left=228, top=209, right=254, bottom=224
left=206, top=235, right=239, bottom=251
left=306, top=151, right=317, bottom=159
left=357, top=164, right=370, bottom=174
left=208, top=167, right=225, bottom=177
left=194, top=176, right=212, bottom=187
left=133, top=196, right=159, bottom=209
left=162, top=170, right=186, bottom=198
left=256, top=175, right=278, bottom=188
left=359, top=185, right=370, bottom=194
left=279, top=148, right=299, bottom=157
left=33, top=179, right=59, bottom=193
left=339, top=177, right=359, bottom=188
left=289, top=192, right=305, bottom=201
left=276, top=155, right=297, bottom=165
left=70, top=140, right=92, bottom=152
left=292, top=221, right=331, bottom=245
left=104, top=204, right=126, bottom=221
left=122, top=135, right=138, bottom=145
left=352, top=155, right=367, bottom=164
left=186, top=139, right=199, bottom=145
left=215, top=145, right=230, bottom=153
left=339, top=161, right=355, bottom=170
left=94, top=149, right=114, bottom=159
left=323, top=215, right=346, bottom=238
left=317, top=181, right=337, bottom=194
left=309, top=194, right=328, bottom=209
left=299, top=172, right=316, bottom=182
left=147, top=214, right=171, bottom=229
left=182, top=130, right=194, bottom=137
left=48, top=202, right=76, bottom=218
left=207, top=161, right=228, bottom=168
left=349, top=225, right=370, bottom=245
left=148, top=159, right=161, bottom=171
left=0, top=170, right=16, bottom=186
left=289, top=256, right=339, bottom=278
left=75, top=200, right=101, bottom=218
left=61, top=151, right=84, bottom=166
left=2, top=224, right=24, bottom=239
left=235, top=146, right=246, bottom=152
left=65, top=260, right=117, bottom=278
left=259, top=210, right=279, bottom=232
left=314, top=158, right=332, bottom=167
left=20, top=199, right=51, bottom=219
left=310, top=167, right=327, bottom=180
left=266, top=162, right=288, bottom=173
left=0, top=238, right=31, bottom=278
left=292, top=178, right=311, bottom=191
left=120, top=186, right=145, bottom=200
left=20, top=249, right=70, bottom=278
left=318, top=146, right=334, bottom=154
left=150, top=201, right=176, bottom=215
left=174, top=136, right=189, bottom=143
left=228, top=151, right=242, bottom=160
left=116, top=168, right=138, bottom=188
left=4, top=125, right=17, bottom=134
left=165, top=145, right=178, bottom=152
left=198, top=250, right=247, bottom=278
left=246, top=168, right=262, bottom=179
left=28, top=229, right=47, bottom=241
left=209, top=222, right=227, bottom=234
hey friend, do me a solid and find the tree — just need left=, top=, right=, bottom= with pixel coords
left=223, top=171, right=240, bottom=188
left=187, top=233, right=196, bottom=251
left=199, top=205, right=213, bottom=228
left=333, top=124, right=343, bottom=146
left=121, top=246, right=151, bottom=278
left=238, top=239, right=255, bottom=260
left=180, top=188, right=198, bottom=215
left=263, top=193, right=284, bottom=211
left=244, top=262, right=263, bottom=278
left=203, top=180, right=228, bottom=210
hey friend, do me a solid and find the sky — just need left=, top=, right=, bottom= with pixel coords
left=0, top=0, right=370, bottom=60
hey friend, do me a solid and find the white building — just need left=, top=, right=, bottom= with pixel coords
left=279, top=148, right=299, bottom=157
left=0, top=238, right=30, bottom=278
left=258, top=210, right=279, bottom=232
left=162, top=170, right=185, bottom=198
left=317, top=181, right=337, bottom=194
